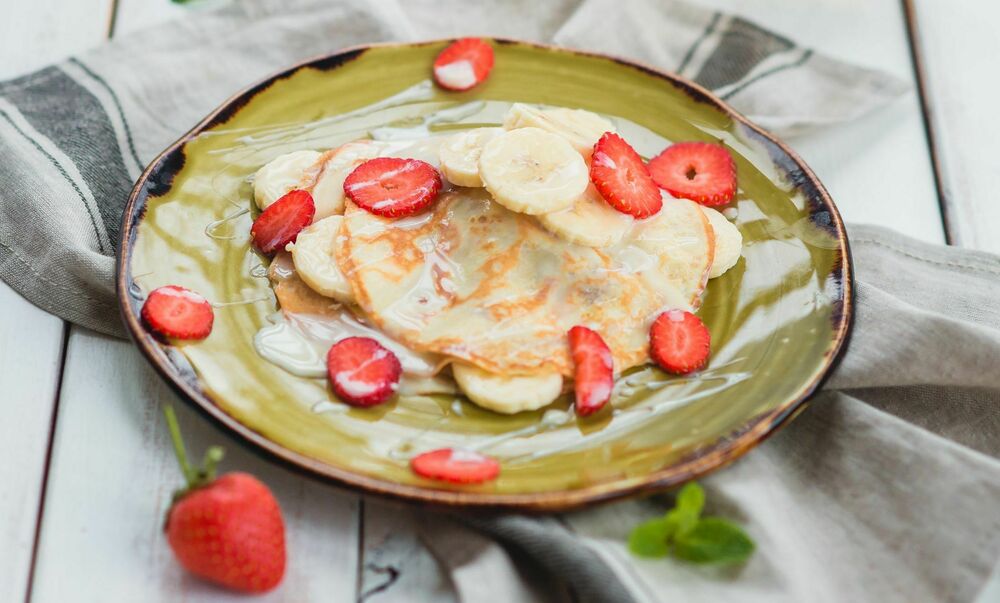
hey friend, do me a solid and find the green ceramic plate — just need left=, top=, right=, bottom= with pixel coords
left=118, top=40, right=853, bottom=511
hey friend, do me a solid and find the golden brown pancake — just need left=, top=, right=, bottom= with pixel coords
left=337, top=188, right=713, bottom=377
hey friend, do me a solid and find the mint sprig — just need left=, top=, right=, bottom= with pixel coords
left=628, top=482, right=754, bottom=565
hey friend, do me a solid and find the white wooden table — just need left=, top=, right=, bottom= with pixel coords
left=1, top=1, right=996, bottom=600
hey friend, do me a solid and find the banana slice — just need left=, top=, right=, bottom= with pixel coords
left=503, top=103, right=614, bottom=158
left=479, top=127, right=589, bottom=215
left=438, top=127, right=503, bottom=187
left=299, top=141, right=382, bottom=220
left=452, top=363, right=563, bottom=414
left=702, top=207, right=743, bottom=278
left=286, top=215, right=354, bottom=302
left=537, top=184, right=634, bottom=247
left=253, top=150, right=322, bottom=210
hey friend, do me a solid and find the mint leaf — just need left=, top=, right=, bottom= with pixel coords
left=675, top=482, right=705, bottom=517
left=662, top=506, right=695, bottom=538
left=665, top=482, right=704, bottom=538
left=673, top=517, right=755, bottom=565
left=628, top=517, right=672, bottom=557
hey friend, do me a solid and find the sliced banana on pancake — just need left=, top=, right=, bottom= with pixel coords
left=701, top=207, right=743, bottom=278
left=479, top=127, right=589, bottom=215
left=503, top=103, right=614, bottom=158
left=439, top=127, right=503, bottom=187
left=287, top=215, right=354, bottom=303
left=299, top=140, right=382, bottom=220
left=452, top=363, right=563, bottom=414
left=537, top=184, right=634, bottom=247
left=253, top=150, right=322, bottom=210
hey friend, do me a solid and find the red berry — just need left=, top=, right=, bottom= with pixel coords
left=590, top=132, right=663, bottom=219
left=343, top=157, right=442, bottom=218
left=166, top=472, right=286, bottom=593
left=568, top=326, right=614, bottom=416
left=433, top=38, right=495, bottom=91
left=647, top=142, right=736, bottom=206
left=410, top=448, right=500, bottom=484
left=251, top=189, right=315, bottom=254
left=649, top=310, right=711, bottom=374
left=141, top=285, right=214, bottom=340
left=326, top=337, right=402, bottom=406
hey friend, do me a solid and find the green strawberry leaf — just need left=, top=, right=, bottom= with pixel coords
left=673, top=517, right=755, bottom=565
left=628, top=517, right=673, bottom=557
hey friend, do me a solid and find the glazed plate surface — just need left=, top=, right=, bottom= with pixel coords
left=118, top=40, right=852, bottom=510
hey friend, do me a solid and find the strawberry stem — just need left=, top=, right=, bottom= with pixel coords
left=163, top=405, right=226, bottom=492
left=163, top=404, right=196, bottom=487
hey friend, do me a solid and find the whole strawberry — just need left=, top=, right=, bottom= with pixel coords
left=162, top=406, right=286, bottom=593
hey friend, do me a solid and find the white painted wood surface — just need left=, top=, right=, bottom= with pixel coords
left=0, top=284, right=65, bottom=603
left=0, top=0, right=113, bottom=79
left=3, top=0, right=991, bottom=600
left=906, top=0, right=1000, bottom=253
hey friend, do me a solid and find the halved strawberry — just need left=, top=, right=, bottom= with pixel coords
left=649, top=310, right=711, bottom=374
left=647, top=142, right=736, bottom=206
left=590, top=132, right=663, bottom=219
left=326, top=336, right=402, bottom=406
left=568, top=325, right=614, bottom=416
left=343, top=157, right=442, bottom=218
left=141, top=285, right=214, bottom=340
left=433, top=38, right=495, bottom=91
left=250, top=189, right=315, bottom=254
left=410, top=448, right=500, bottom=484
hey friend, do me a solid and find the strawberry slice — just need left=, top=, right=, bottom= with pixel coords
left=647, top=142, right=736, bottom=206
left=141, top=285, right=214, bottom=340
left=433, top=38, right=495, bottom=91
left=649, top=310, right=711, bottom=374
left=326, top=336, right=402, bottom=406
left=250, top=189, right=315, bottom=254
left=343, top=157, right=442, bottom=218
left=590, top=132, right=663, bottom=219
left=410, top=448, right=500, bottom=484
left=568, top=325, right=614, bottom=416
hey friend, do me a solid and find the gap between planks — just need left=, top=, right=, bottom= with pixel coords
left=20, top=323, right=70, bottom=603
left=899, top=0, right=953, bottom=245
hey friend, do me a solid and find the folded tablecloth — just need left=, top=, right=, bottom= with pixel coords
left=3, top=1, right=997, bottom=602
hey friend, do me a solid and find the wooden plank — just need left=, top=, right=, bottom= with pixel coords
left=359, top=501, right=457, bottom=603
left=691, top=0, right=945, bottom=244
left=0, top=283, right=65, bottom=603
left=903, top=0, right=1000, bottom=252
left=111, top=0, right=215, bottom=36
left=0, top=0, right=114, bottom=79
left=29, top=330, right=361, bottom=602
left=0, top=0, right=113, bottom=599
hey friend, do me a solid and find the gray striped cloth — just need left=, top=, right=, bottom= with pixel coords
left=0, top=0, right=906, bottom=337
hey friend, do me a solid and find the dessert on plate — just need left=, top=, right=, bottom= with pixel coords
left=139, top=39, right=744, bottom=484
